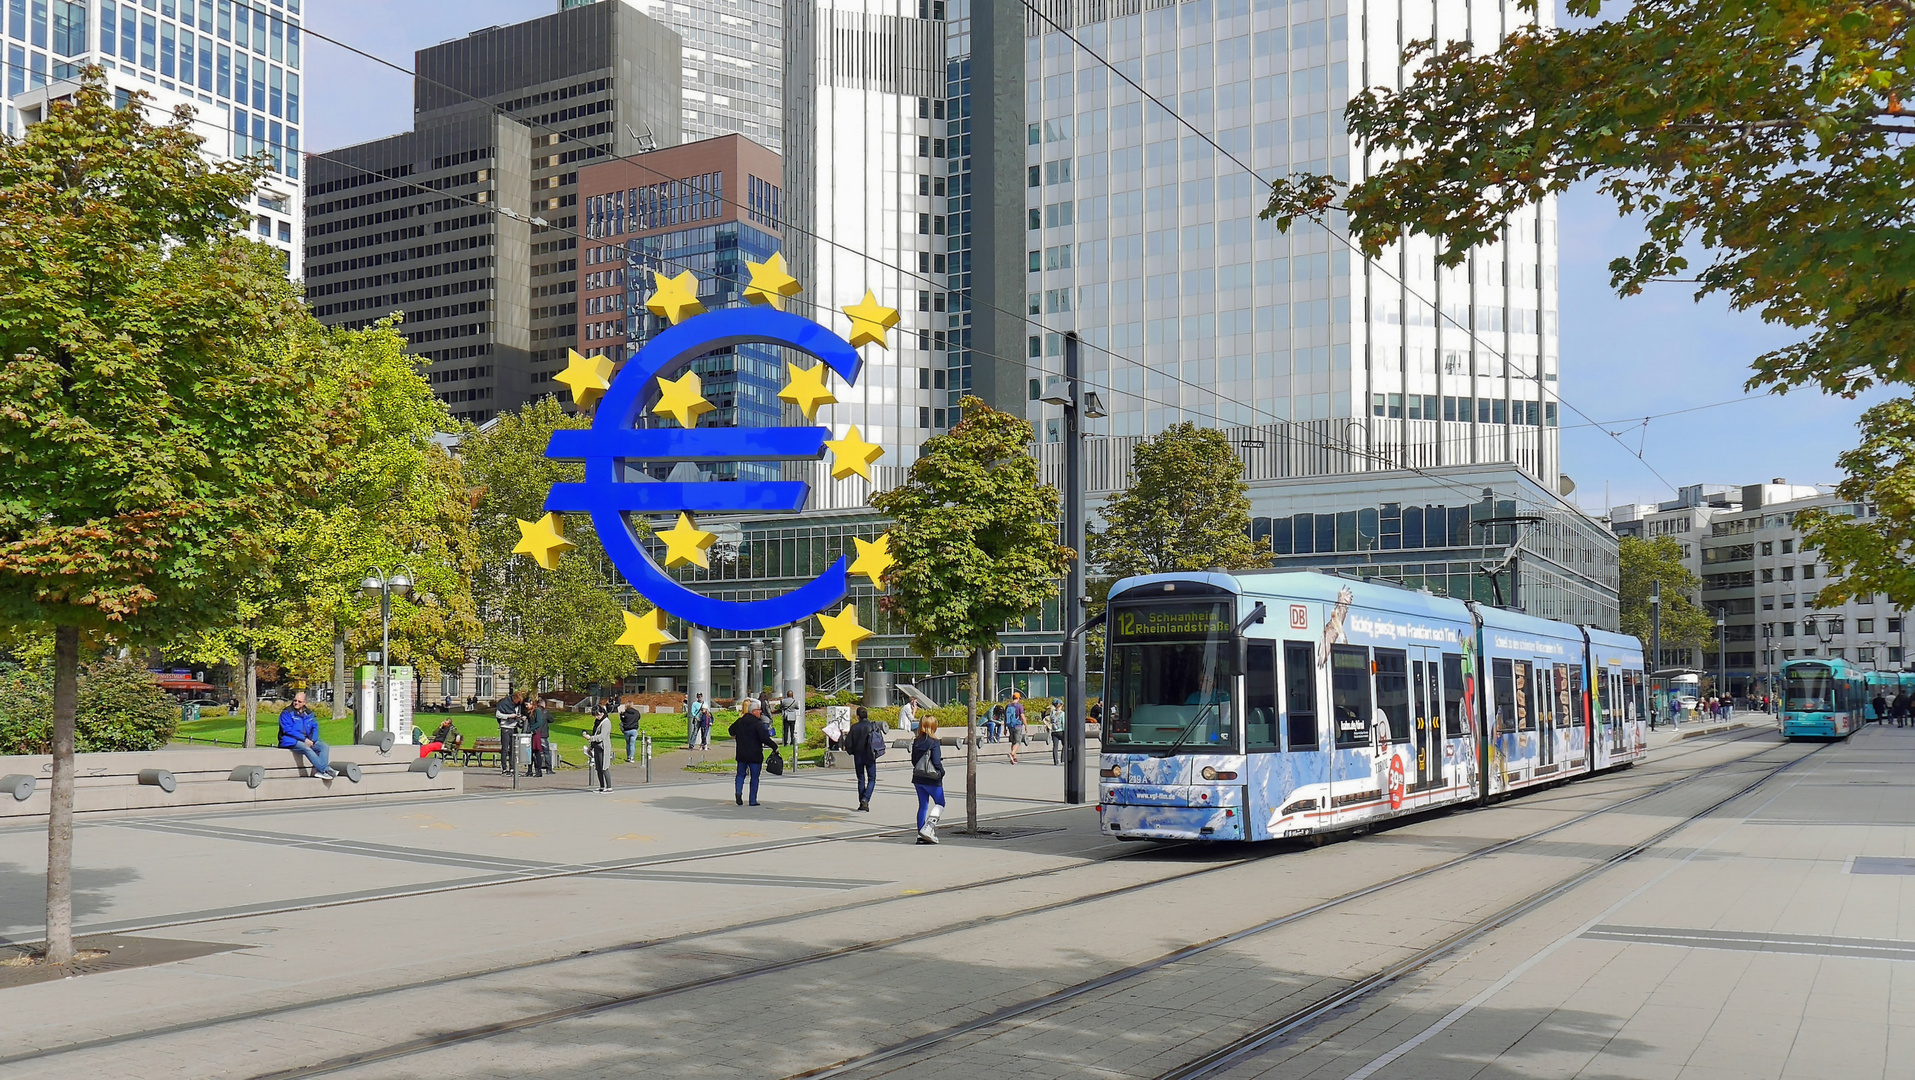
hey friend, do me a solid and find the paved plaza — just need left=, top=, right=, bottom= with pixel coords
left=0, top=719, right=1909, bottom=1079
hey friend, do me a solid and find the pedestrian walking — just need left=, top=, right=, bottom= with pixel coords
left=694, top=693, right=713, bottom=749
left=847, top=704, right=886, bottom=812
left=911, top=717, right=946, bottom=844
left=583, top=708, right=613, bottom=792
left=1895, top=691, right=1912, bottom=728
left=730, top=698, right=779, bottom=806
left=1005, top=691, right=1026, bottom=763
left=620, top=701, right=642, bottom=762
left=495, top=694, right=521, bottom=775
left=1046, top=699, right=1066, bottom=764
left=779, top=689, right=801, bottom=746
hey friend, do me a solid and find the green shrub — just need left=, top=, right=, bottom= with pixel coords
left=0, top=656, right=181, bottom=755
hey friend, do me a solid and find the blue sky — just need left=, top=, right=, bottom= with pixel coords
left=305, top=1, right=1884, bottom=514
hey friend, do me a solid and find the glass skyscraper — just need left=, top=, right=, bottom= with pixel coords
left=4, top=0, right=307, bottom=274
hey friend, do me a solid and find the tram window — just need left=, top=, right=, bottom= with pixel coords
left=1284, top=642, right=1318, bottom=751
left=1331, top=645, right=1373, bottom=748
left=1514, top=660, right=1535, bottom=731
left=1442, top=653, right=1465, bottom=737
left=1493, top=658, right=1517, bottom=733
left=1246, top=642, right=1280, bottom=752
left=1375, top=648, right=1411, bottom=743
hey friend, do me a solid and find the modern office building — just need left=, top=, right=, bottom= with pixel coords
left=782, top=0, right=953, bottom=506
left=577, top=132, right=788, bottom=478
left=307, top=0, right=682, bottom=423
left=610, top=0, right=786, bottom=151
left=949, top=0, right=1568, bottom=494
left=6, top=0, right=307, bottom=274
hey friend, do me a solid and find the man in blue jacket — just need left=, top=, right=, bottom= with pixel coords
left=278, top=691, right=335, bottom=779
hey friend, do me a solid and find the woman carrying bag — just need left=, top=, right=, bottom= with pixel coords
left=582, top=709, right=613, bottom=793
left=911, top=717, right=946, bottom=844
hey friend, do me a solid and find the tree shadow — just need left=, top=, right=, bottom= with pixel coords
left=0, top=860, right=142, bottom=945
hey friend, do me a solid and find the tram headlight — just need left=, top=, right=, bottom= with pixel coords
left=1200, top=767, right=1238, bottom=781
left=1099, top=766, right=1120, bottom=778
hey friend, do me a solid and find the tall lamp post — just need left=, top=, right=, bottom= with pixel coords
left=361, top=566, right=414, bottom=733
left=1648, top=581, right=1662, bottom=711
left=1042, top=332, right=1107, bottom=805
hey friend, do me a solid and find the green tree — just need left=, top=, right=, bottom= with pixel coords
left=1618, top=536, right=1716, bottom=666
left=460, top=398, right=635, bottom=696
left=0, top=75, right=349, bottom=962
left=1799, top=398, right=1915, bottom=609
left=0, top=654, right=180, bottom=756
left=1261, top=0, right=1914, bottom=398
left=872, top=397, right=1073, bottom=831
left=1090, top=422, right=1271, bottom=579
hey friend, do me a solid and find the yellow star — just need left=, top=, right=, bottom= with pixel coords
left=555, top=349, right=614, bottom=412
left=841, top=290, right=900, bottom=350
left=616, top=608, right=676, bottom=665
left=815, top=604, right=874, bottom=661
left=646, top=269, right=706, bottom=324
left=849, top=533, right=895, bottom=588
left=777, top=362, right=838, bottom=422
left=652, top=369, right=717, bottom=429
left=743, top=251, right=802, bottom=310
left=656, top=512, right=717, bottom=570
left=824, top=425, right=885, bottom=481
left=512, top=513, right=575, bottom=570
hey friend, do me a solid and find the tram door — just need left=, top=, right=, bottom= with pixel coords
left=1535, top=662, right=1557, bottom=768
left=1411, top=649, right=1442, bottom=790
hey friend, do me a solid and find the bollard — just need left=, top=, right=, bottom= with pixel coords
left=136, top=769, right=177, bottom=794
left=642, top=734, right=652, bottom=784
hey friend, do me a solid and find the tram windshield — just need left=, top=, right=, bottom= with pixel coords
left=1785, top=664, right=1836, bottom=713
left=1106, top=601, right=1236, bottom=753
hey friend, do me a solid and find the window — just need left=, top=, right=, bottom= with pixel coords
left=1891, top=618, right=1904, bottom=633
left=1284, top=642, right=1318, bottom=751
left=1331, top=645, right=1371, bottom=748
left=1781, top=566, right=1794, bottom=581
left=1442, top=654, right=1465, bottom=737
left=1246, top=642, right=1279, bottom=752
left=1514, top=660, right=1536, bottom=730
left=1374, top=648, right=1410, bottom=742
left=1859, top=648, right=1877, bottom=664
left=1492, top=659, right=1517, bottom=733
left=1859, top=619, right=1875, bottom=634
left=1803, top=564, right=1816, bottom=580
left=1830, top=648, right=1846, bottom=659
left=1761, top=541, right=1773, bottom=555
left=1781, top=539, right=1795, bottom=554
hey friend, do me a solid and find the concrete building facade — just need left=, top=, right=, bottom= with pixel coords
left=308, top=0, right=682, bottom=423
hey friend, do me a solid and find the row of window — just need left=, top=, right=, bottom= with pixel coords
left=1372, top=394, right=1559, bottom=427
left=1263, top=501, right=1526, bottom=557
left=585, top=173, right=730, bottom=238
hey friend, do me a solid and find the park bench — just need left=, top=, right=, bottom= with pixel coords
left=460, top=737, right=503, bottom=769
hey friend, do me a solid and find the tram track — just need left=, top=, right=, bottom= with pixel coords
left=182, top=735, right=1799, bottom=1080
left=786, top=738, right=1824, bottom=1080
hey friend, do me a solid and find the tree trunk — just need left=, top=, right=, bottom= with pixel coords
left=44, top=625, right=78, bottom=964
left=965, top=649, right=980, bottom=834
left=332, top=632, right=347, bottom=725
left=242, top=650, right=258, bottom=749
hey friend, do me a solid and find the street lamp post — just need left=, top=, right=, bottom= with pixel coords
left=1042, top=332, right=1107, bottom=805
left=1648, top=580, right=1662, bottom=711
left=1716, top=610, right=1728, bottom=706
left=361, top=566, right=415, bottom=737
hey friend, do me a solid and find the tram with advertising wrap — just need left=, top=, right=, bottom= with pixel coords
left=1097, top=570, right=1650, bottom=842
left=1779, top=657, right=1869, bottom=739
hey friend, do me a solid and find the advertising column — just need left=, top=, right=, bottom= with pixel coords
left=353, top=665, right=378, bottom=743
left=386, top=665, right=415, bottom=747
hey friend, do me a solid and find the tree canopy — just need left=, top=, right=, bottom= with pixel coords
left=871, top=396, right=1073, bottom=661
left=1618, top=535, right=1717, bottom=663
left=1090, top=422, right=1272, bottom=580
left=1799, top=399, right=1915, bottom=609
left=1262, top=0, right=1915, bottom=398
left=460, top=397, right=636, bottom=695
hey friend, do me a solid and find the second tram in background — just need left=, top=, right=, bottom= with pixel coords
left=1098, top=571, right=1649, bottom=842
left=1779, top=656, right=1870, bottom=739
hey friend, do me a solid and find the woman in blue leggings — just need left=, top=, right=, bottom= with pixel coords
left=911, top=717, right=946, bottom=844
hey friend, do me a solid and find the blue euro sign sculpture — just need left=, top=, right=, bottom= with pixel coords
left=542, top=307, right=864, bottom=633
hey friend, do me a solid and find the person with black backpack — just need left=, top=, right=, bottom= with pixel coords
left=847, top=704, right=886, bottom=812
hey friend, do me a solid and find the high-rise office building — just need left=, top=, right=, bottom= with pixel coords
left=782, top=0, right=950, bottom=507
left=307, top=0, right=682, bottom=423
left=6, top=0, right=307, bottom=274
left=617, top=0, right=785, bottom=151
left=576, top=132, right=788, bottom=479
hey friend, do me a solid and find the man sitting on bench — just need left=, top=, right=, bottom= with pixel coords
left=278, top=691, right=335, bottom=779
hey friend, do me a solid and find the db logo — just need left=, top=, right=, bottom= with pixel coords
left=1289, top=605, right=1308, bottom=630
left=1387, top=756, right=1406, bottom=810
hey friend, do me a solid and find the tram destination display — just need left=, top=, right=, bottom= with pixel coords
left=1111, top=602, right=1233, bottom=642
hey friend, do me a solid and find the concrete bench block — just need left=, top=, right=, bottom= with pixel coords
left=136, top=769, right=177, bottom=793
left=2, top=774, right=33, bottom=802
left=229, top=765, right=266, bottom=789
